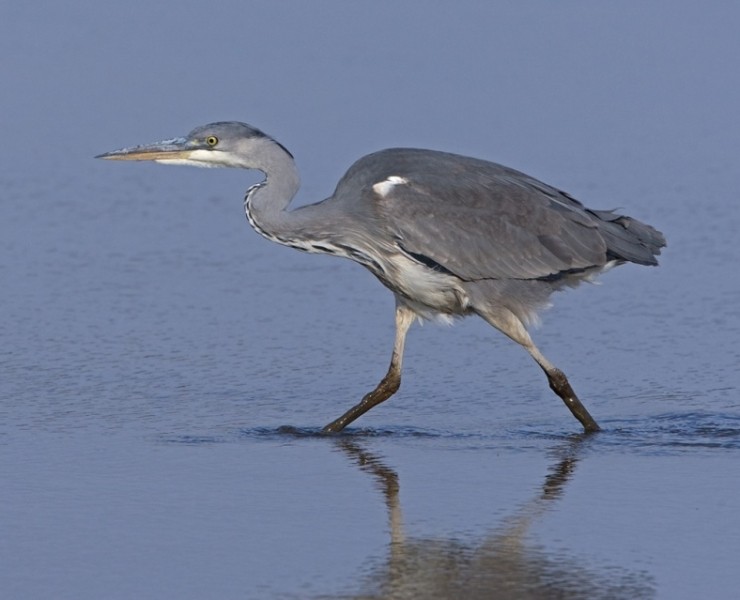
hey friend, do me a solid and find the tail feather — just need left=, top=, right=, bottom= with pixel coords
left=589, top=209, right=666, bottom=266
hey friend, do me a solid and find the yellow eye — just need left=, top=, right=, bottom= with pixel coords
left=206, top=135, right=219, bottom=147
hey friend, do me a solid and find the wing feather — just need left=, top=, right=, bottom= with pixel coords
left=356, top=151, right=608, bottom=281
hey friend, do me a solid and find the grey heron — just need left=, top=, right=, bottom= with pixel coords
left=97, top=121, right=666, bottom=433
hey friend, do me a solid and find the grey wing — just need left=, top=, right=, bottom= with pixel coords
left=370, top=166, right=609, bottom=281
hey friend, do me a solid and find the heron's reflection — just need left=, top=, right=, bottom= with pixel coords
left=329, top=435, right=654, bottom=600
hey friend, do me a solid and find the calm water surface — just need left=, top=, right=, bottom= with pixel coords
left=2, top=2, right=740, bottom=599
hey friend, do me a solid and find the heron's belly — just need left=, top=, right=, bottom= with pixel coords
left=378, top=257, right=470, bottom=317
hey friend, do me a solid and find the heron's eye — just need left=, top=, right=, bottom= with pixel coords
left=206, top=136, right=219, bottom=147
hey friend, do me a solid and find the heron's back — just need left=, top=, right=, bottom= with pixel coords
left=333, top=148, right=665, bottom=280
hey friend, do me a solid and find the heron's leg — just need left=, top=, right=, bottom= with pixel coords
left=479, top=309, right=601, bottom=433
left=322, top=304, right=416, bottom=433
left=525, top=344, right=601, bottom=433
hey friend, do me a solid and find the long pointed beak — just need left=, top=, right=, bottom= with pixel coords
left=95, top=137, right=193, bottom=161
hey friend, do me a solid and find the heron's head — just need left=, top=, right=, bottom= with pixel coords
left=96, top=121, right=292, bottom=169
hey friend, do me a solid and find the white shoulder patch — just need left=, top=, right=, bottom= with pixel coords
left=372, top=175, right=408, bottom=198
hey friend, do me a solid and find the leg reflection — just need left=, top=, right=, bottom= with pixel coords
left=330, top=434, right=654, bottom=599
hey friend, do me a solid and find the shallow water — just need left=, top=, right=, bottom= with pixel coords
left=2, top=2, right=740, bottom=599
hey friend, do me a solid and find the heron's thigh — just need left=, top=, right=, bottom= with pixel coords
left=476, top=306, right=558, bottom=373
left=476, top=306, right=533, bottom=349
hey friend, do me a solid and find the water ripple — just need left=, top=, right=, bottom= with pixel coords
left=158, top=412, right=740, bottom=455
left=603, top=411, right=740, bottom=453
left=242, top=425, right=453, bottom=440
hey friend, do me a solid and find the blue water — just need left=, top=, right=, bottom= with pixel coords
left=2, top=2, right=740, bottom=598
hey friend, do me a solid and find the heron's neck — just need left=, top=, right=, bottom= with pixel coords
left=243, top=139, right=309, bottom=246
